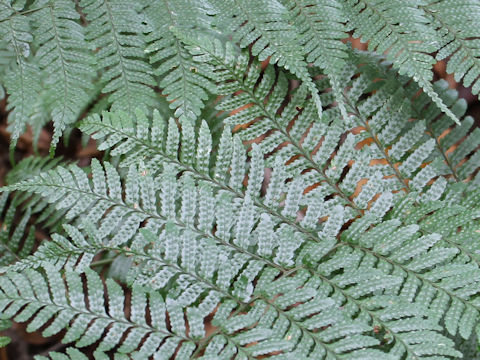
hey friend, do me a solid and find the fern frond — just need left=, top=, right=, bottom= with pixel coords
left=176, top=33, right=351, bottom=190
left=7, top=156, right=67, bottom=231
left=0, top=124, right=401, bottom=357
left=0, top=1, right=41, bottom=148
left=381, top=191, right=480, bottom=343
left=80, top=0, right=156, bottom=114
left=78, top=109, right=475, bottom=358
left=1, top=2, right=480, bottom=357
left=411, top=80, right=480, bottom=182
left=281, top=0, right=348, bottom=75
left=3, top=159, right=157, bottom=246
left=3, top=224, right=95, bottom=273
left=348, top=51, right=480, bottom=188
left=30, top=0, right=95, bottom=151
left=6, top=220, right=417, bottom=359
left=344, top=0, right=460, bottom=124
left=0, top=265, right=213, bottom=358
left=0, top=192, right=35, bottom=266
left=6, top=155, right=65, bottom=185
left=143, top=0, right=216, bottom=123
left=280, top=0, right=349, bottom=118
left=0, top=259, right=393, bottom=359
left=11, top=192, right=469, bottom=359
left=176, top=34, right=446, bottom=217
left=0, top=156, right=73, bottom=268
left=206, top=0, right=323, bottom=117
left=424, top=0, right=480, bottom=96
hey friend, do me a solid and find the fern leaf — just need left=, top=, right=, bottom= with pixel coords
left=2, top=3, right=480, bottom=358
left=425, top=0, right=480, bottom=96
left=281, top=0, right=348, bottom=75
left=0, top=1, right=41, bottom=148
left=176, top=36, right=422, bottom=218
left=0, top=192, right=35, bottom=266
left=31, top=0, right=95, bottom=151
left=80, top=0, right=156, bottom=114
left=5, top=31, right=478, bottom=359
left=344, top=0, right=460, bottom=124
left=6, top=223, right=401, bottom=359
left=350, top=54, right=480, bottom=191
left=6, top=166, right=469, bottom=359
left=372, top=192, right=480, bottom=342
left=0, top=253, right=388, bottom=359
left=1, top=123, right=412, bottom=357
left=3, top=224, right=96, bottom=273
left=280, top=0, right=350, bottom=118
left=0, top=266, right=200, bottom=357
left=144, top=0, right=216, bottom=123
left=206, top=0, right=323, bottom=117
left=3, top=160, right=151, bottom=245
left=411, top=80, right=480, bottom=182
left=0, top=156, right=68, bottom=268
left=79, top=109, right=470, bottom=358
left=339, top=52, right=480, bottom=205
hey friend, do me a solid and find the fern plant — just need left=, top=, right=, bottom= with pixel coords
left=0, top=0, right=480, bottom=359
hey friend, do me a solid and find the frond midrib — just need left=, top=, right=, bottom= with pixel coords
left=103, top=0, right=135, bottom=115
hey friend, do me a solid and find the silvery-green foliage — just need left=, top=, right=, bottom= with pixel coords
left=0, top=156, right=67, bottom=268
left=2, top=0, right=480, bottom=149
left=0, top=0, right=480, bottom=359
left=4, top=93, right=480, bottom=358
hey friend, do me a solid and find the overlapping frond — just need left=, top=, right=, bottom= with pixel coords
left=30, top=0, right=95, bottom=151
left=281, top=0, right=348, bottom=75
left=346, top=50, right=480, bottom=187
left=1, top=265, right=253, bottom=358
left=7, top=228, right=331, bottom=358
left=0, top=192, right=35, bottom=267
left=279, top=0, right=349, bottom=116
left=3, top=159, right=158, bottom=247
left=6, top=187, right=461, bottom=359
left=0, top=0, right=41, bottom=148
left=343, top=0, right=460, bottom=124
left=0, top=198, right=407, bottom=359
left=206, top=0, right=323, bottom=117
left=411, top=80, right=480, bottom=183
left=6, top=155, right=67, bottom=231
left=5, top=181, right=471, bottom=359
left=424, top=0, right=480, bottom=96
left=1, top=1, right=480, bottom=359
left=3, top=224, right=95, bottom=273
left=0, top=156, right=69, bottom=268
left=78, top=107, right=477, bottom=358
left=352, top=190, right=480, bottom=344
left=0, top=0, right=476, bottom=154
left=143, top=0, right=216, bottom=123
left=176, top=33, right=471, bottom=218
left=80, top=0, right=156, bottom=114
